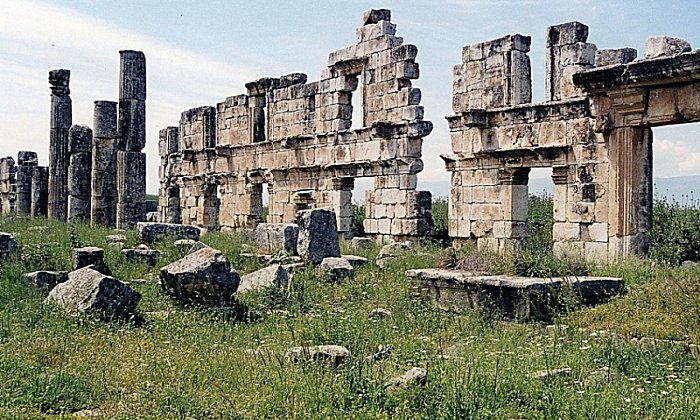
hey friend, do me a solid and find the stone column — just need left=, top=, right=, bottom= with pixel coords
left=117, top=50, right=147, bottom=229
left=31, top=166, right=49, bottom=217
left=91, top=100, right=118, bottom=227
left=0, top=157, right=16, bottom=214
left=68, top=124, right=93, bottom=222
left=16, top=151, right=38, bottom=215
left=48, top=69, right=72, bottom=221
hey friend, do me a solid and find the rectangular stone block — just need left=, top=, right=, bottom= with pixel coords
left=118, top=99, right=146, bottom=151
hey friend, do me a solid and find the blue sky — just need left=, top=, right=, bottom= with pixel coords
left=1, top=0, right=699, bottom=194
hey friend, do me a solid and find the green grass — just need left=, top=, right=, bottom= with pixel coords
left=0, top=215, right=699, bottom=418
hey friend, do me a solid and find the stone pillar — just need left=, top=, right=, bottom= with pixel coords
left=495, top=168, right=530, bottom=252
left=48, top=69, right=72, bottom=221
left=545, top=22, right=596, bottom=101
left=331, top=177, right=354, bottom=240
left=16, top=151, right=38, bottom=215
left=31, top=166, right=49, bottom=217
left=68, top=124, right=93, bottom=222
left=0, top=157, right=16, bottom=214
left=158, top=126, right=180, bottom=223
left=117, top=50, right=147, bottom=229
left=91, top=100, right=118, bottom=227
left=607, top=127, right=652, bottom=258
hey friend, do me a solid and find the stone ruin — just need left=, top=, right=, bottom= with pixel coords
left=445, top=23, right=700, bottom=260
left=0, top=51, right=147, bottom=229
left=157, top=9, right=434, bottom=242
left=1, top=10, right=698, bottom=263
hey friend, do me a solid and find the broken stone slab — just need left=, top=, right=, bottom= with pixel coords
left=645, top=36, right=692, bottom=59
left=285, top=345, right=351, bottom=367
left=187, top=241, right=210, bottom=254
left=105, top=234, right=127, bottom=247
left=0, top=232, right=20, bottom=259
left=376, top=241, right=413, bottom=269
left=174, top=239, right=197, bottom=255
left=45, top=266, right=141, bottom=320
left=595, top=48, right=637, bottom=67
left=122, top=248, right=160, bottom=267
left=159, top=246, right=240, bottom=305
left=362, top=9, right=391, bottom=25
left=406, top=269, right=624, bottom=321
left=137, top=222, right=201, bottom=244
left=371, top=344, right=395, bottom=361
left=72, top=247, right=111, bottom=275
left=349, top=237, right=374, bottom=251
left=320, top=257, right=354, bottom=282
left=386, top=367, right=427, bottom=390
left=22, top=270, right=68, bottom=290
left=296, top=208, right=341, bottom=265
left=254, top=223, right=299, bottom=255
left=342, top=255, right=368, bottom=268
left=237, top=264, right=290, bottom=293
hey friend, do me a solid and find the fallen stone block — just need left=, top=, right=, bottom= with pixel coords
left=105, top=234, right=127, bottom=245
left=529, top=367, right=572, bottom=380
left=254, top=223, right=299, bottom=255
left=159, top=246, right=240, bottom=305
left=0, top=232, right=20, bottom=260
left=386, top=367, right=427, bottom=390
left=645, top=36, right=692, bottom=59
left=45, top=266, right=141, bottom=320
left=349, top=237, right=374, bottom=251
left=320, top=257, right=354, bottom=282
left=22, top=270, right=68, bottom=290
left=406, top=269, right=624, bottom=321
left=368, top=307, right=392, bottom=320
left=238, top=264, right=290, bottom=293
left=137, top=222, right=201, bottom=244
left=187, top=241, right=210, bottom=254
left=342, top=254, right=368, bottom=268
left=174, top=239, right=196, bottom=255
left=122, top=247, right=160, bottom=267
left=285, top=345, right=350, bottom=366
left=296, top=208, right=341, bottom=265
left=72, top=247, right=111, bottom=275
left=376, top=241, right=412, bottom=269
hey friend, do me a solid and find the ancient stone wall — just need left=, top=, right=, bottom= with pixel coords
left=158, top=9, right=434, bottom=241
left=445, top=23, right=700, bottom=260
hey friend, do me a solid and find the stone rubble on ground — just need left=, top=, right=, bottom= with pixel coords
left=72, top=246, right=111, bottom=275
left=285, top=345, right=351, bottom=366
left=254, top=223, right=299, bottom=255
left=22, top=270, right=69, bottom=290
left=137, top=222, right=201, bottom=244
left=369, top=307, right=392, bottom=320
left=159, top=246, right=240, bottom=304
left=349, top=237, right=374, bottom=251
left=0, top=232, right=20, bottom=259
left=342, top=255, right=369, bottom=267
left=122, top=246, right=160, bottom=267
left=386, top=367, right=427, bottom=389
left=237, top=264, right=290, bottom=293
left=319, top=257, right=354, bottom=282
left=174, top=239, right=197, bottom=255
left=376, top=241, right=413, bottom=269
left=45, top=265, right=141, bottom=320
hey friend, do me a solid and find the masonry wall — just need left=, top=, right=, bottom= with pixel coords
left=159, top=9, right=434, bottom=241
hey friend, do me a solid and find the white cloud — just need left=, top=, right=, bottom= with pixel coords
left=0, top=0, right=262, bottom=193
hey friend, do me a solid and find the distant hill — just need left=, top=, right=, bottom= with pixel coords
left=418, top=176, right=700, bottom=203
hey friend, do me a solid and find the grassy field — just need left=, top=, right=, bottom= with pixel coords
left=1, top=209, right=700, bottom=418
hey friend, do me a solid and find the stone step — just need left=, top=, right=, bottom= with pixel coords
left=406, top=268, right=624, bottom=321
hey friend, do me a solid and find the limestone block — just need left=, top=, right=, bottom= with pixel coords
left=119, top=50, right=146, bottom=100
left=122, top=248, right=160, bottom=267
left=595, top=48, right=637, bottom=67
left=118, top=99, right=146, bottom=151
left=546, top=21, right=589, bottom=47
left=285, top=345, right=350, bottom=367
left=137, top=222, right=201, bottom=244
left=645, top=36, right=692, bottom=59
left=22, top=270, right=68, bottom=290
left=159, top=246, right=240, bottom=304
left=254, top=223, right=299, bottom=254
left=553, top=222, right=581, bottom=241
left=560, top=42, right=597, bottom=66
left=320, top=257, right=354, bottom=282
left=72, top=246, right=111, bottom=275
left=0, top=232, right=20, bottom=260
left=46, top=266, right=140, bottom=320
left=238, top=264, right=290, bottom=293
left=362, top=9, right=391, bottom=25
left=678, top=83, right=700, bottom=121
left=296, top=208, right=341, bottom=264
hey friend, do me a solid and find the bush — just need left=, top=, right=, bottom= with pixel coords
left=648, top=197, right=700, bottom=265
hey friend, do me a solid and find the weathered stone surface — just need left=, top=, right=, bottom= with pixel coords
left=68, top=124, right=93, bottom=222
left=645, top=36, right=692, bottom=59
left=238, top=264, right=290, bottom=293
left=362, top=9, right=391, bottom=25
left=187, top=241, right=210, bottom=254
left=72, top=247, right=111, bottom=275
left=0, top=232, right=20, bottom=259
left=368, top=307, right=392, bottom=320
left=320, top=257, right=354, bottom=282
left=254, top=223, right=298, bottom=254
left=342, top=254, right=368, bottom=267
left=22, top=270, right=68, bottom=290
left=30, top=166, right=49, bottom=217
left=16, top=151, right=38, bottom=215
left=386, top=367, right=427, bottom=389
left=93, top=100, right=118, bottom=138
left=174, top=239, right=197, bottom=255
left=407, top=269, right=624, bottom=321
left=45, top=266, right=140, bottom=320
left=297, top=209, right=341, bottom=265
left=349, top=237, right=374, bottom=251
left=285, top=345, right=351, bottom=366
left=122, top=248, right=160, bottom=266
left=376, top=241, right=412, bottom=268
left=105, top=234, right=127, bottom=245
left=91, top=135, right=118, bottom=227
left=138, top=222, right=201, bottom=244
left=159, top=246, right=240, bottom=304
left=595, top=48, right=637, bottom=67
left=48, top=69, right=72, bottom=222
